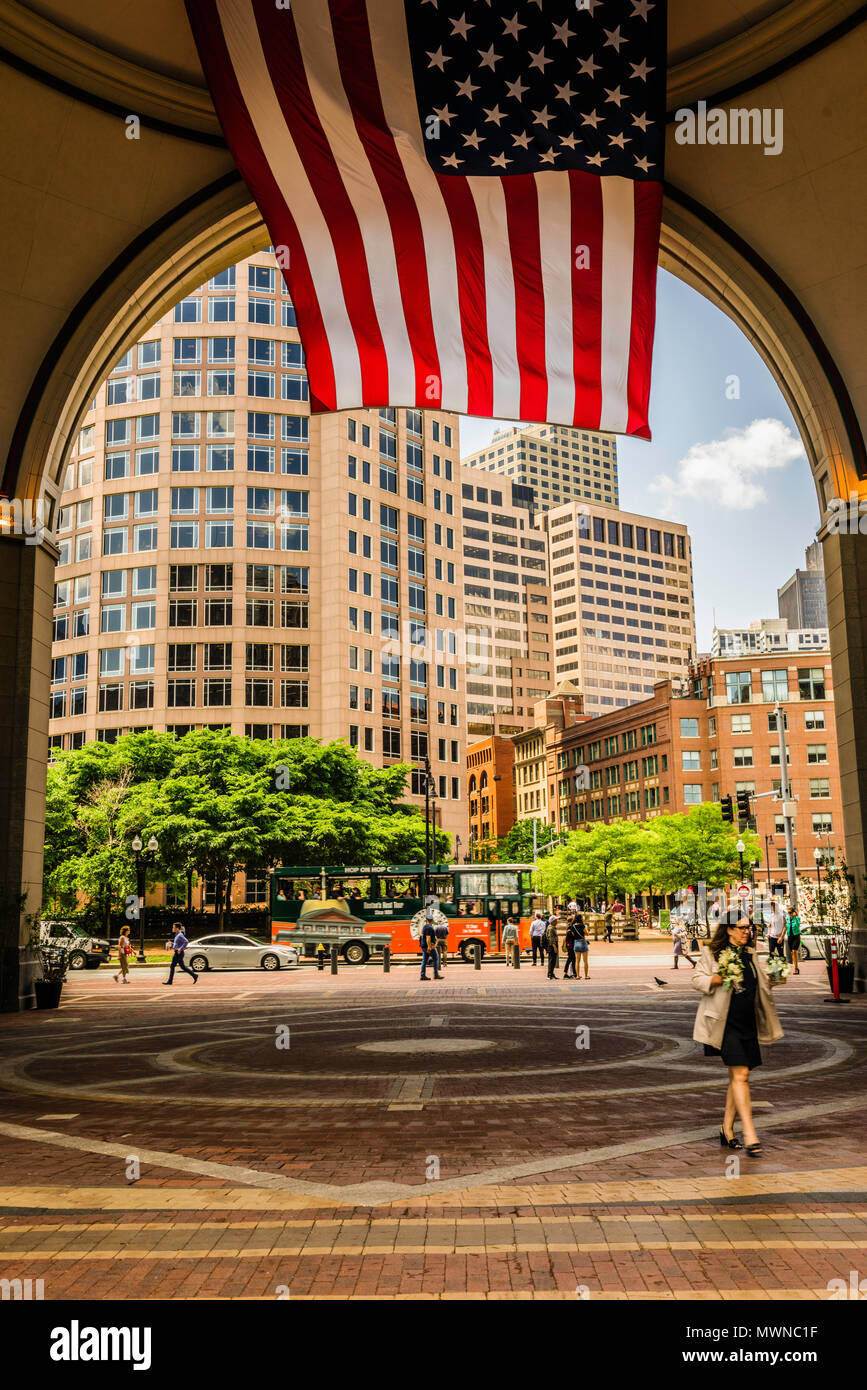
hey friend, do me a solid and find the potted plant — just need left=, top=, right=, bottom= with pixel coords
left=814, top=861, right=858, bottom=994
left=29, top=921, right=69, bottom=1008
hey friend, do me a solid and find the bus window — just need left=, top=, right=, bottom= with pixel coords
left=458, top=898, right=483, bottom=916
left=490, top=871, right=519, bottom=896
left=458, top=871, right=488, bottom=898
left=383, top=876, right=421, bottom=899
left=431, top=875, right=455, bottom=902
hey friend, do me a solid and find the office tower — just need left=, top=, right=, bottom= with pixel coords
left=461, top=422, right=619, bottom=511
left=542, top=499, right=696, bottom=717
left=48, top=249, right=467, bottom=839
left=777, top=540, right=828, bottom=629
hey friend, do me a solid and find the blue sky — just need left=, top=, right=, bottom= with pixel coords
left=459, top=268, right=822, bottom=650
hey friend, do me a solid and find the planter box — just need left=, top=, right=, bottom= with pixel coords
left=826, top=962, right=855, bottom=995
left=34, top=980, right=63, bottom=1009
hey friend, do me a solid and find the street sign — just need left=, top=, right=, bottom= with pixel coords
left=737, top=883, right=751, bottom=898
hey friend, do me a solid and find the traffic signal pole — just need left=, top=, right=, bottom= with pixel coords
left=775, top=702, right=798, bottom=912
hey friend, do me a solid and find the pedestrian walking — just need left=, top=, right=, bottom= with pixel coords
left=563, top=919, right=577, bottom=978
left=603, top=907, right=614, bottom=943
left=692, top=909, right=786, bottom=1155
left=530, top=910, right=547, bottom=966
left=572, top=911, right=590, bottom=978
left=785, top=904, right=802, bottom=974
left=113, top=925, right=133, bottom=983
left=419, top=918, right=441, bottom=981
left=766, top=901, right=786, bottom=957
left=434, top=916, right=449, bottom=971
left=502, top=915, right=519, bottom=966
left=545, top=916, right=560, bottom=979
left=671, top=919, right=696, bottom=969
left=163, top=922, right=198, bottom=985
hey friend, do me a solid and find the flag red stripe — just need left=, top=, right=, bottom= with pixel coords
left=328, top=0, right=442, bottom=407
left=502, top=176, right=548, bottom=424
left=569, top=171, right=604, bottom=430
left=184, top=0, right=337, bottom=412
left=434, top=175, right=494, bottom=419
left=626, top=180, right=663, bottom=440
left=252, top=1, right=390, bottom=405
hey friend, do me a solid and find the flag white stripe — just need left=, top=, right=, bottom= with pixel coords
left=467, top=177, right=521, bottom=420
left=291, top=4, right=416, bottom=404
left=535, top=174, right=576, bottom=428
left=599, top=177, right=635, bottom=433
left=365, top=0, right=469, bottom=414
left=217, top=0, right=362, bottom=407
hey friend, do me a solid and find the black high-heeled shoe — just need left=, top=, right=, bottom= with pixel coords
left=745, top=1141, right=764, bottom=1157
left=719, top=1128, right=743, bottom=1149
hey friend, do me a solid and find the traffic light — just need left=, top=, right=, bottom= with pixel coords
left=736, top=789, right=752, bottom=823
left=720, top=794, right=733, bottom=824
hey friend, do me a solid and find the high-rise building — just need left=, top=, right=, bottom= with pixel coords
left=461, top=422, right=619, bottom=511
left=460, top=465, right=553, bottom=739
left=541, top=499, right=696, bottom=717
left=48, top=249, right=467, bottom=839
left=712, top=616, right=829, bottom=657
left=778, top=540, right=828, bottom=629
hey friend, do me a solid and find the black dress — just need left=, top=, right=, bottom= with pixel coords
left=704, top=949, right=762, bottom=1070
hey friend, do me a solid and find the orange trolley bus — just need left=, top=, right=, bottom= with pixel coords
left=270, top=862, right=540, bottom=962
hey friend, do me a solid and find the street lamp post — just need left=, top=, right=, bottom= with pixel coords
left=454, top=834, right=461, bottom=866
left=813, top=846, right=822, bottom=893
left=736, top=837, right=745, bottom=883
left=764, top=833, right=774, bottom=889
left=131, top=833, right=159, bottom=964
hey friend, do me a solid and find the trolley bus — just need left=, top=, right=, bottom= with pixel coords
left=270, top=863, right=540, bottom=962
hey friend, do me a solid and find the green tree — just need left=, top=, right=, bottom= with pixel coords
left=496, top=819, right=558, bottom=863
left=538, top=820, right=650, bottom=903
left=645, top=803, right=761, bottom=926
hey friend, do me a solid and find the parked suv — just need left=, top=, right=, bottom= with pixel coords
left=39, top=921, right=110, bottom=970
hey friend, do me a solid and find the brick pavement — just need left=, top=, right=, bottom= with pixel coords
left=0, top=946, right=865, bottom=1299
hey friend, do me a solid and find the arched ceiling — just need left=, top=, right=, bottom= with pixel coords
left=1, top=0, right=866, bottom=514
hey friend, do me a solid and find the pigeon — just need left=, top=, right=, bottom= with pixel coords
left=654, top=977, right=668, bottom=988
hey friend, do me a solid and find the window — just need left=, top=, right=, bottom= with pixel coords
left=379, top=463, right=397, bottom=493
left=174, top=297, right=201, bottom=322
left=682, top=784, right=703, bottom=805
left=809, top=778, right=831, bottom=798
left=679, top=718, right=699, bottom=738
left=170, top=521, right=199, bottom=548
left=732, top=747, right=754, bottom=767
left=807, top=743, right=828, bottom=764
left=761, top=669, right=789, bottom=703
left=681, top=750, right=701, bottom=770
left=804, top=709, right=825, bottom=731
left=169, top=599, right=198, bottom=626
left=799, top=667, right=826, bottom=700
left=726, top=671, right=752, bottom=704
left=246, top=678, right=274, bottom=706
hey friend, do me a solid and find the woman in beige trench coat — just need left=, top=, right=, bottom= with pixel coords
left=693, top=910, right=785, bottom=1156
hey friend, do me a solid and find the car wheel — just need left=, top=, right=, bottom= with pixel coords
left=343, top=941, right=369, bottom=965
left=460, top=941, right=484, bottom=962
left=260, top=953, right=280, bottom=971
left=189, top=955, right=209, bottom=972
left=68, top=951, right=87, bottom=970
left=799, top=942, right=811, bottom=961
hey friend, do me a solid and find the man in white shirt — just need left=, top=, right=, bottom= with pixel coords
left=767, top=901, right=787, bottom=956
left=530, top=912, right=548, bottom=967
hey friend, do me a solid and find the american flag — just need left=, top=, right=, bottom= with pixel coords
left=186, top=0, right=666, bottom=437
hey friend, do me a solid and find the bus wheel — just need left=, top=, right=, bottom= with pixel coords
left=460, top=941, right=484, bottom=962
left=343, top=941, right=369, bottom=965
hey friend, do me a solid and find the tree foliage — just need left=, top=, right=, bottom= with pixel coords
left=44, top=731, right=449, bottom=922
left=496, top=818, right=559, bottom=863
left=536, top=804, right=761, bottom=905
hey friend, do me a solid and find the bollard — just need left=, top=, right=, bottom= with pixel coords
left=330, top=943, right=338, bottom=975
left=383, top=945, right=390, bottom=973
left=513, top=941, right=520, bottom=970
left=473, top=940, right=482, bottom=971
left=316, top=945, right=325, bottom=971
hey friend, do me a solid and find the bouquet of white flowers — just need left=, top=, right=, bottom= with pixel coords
left=764, top=954, right=791, bottom=983
left=716, top=947, right=745, bottom=992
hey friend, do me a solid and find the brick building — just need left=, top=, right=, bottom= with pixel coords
left=467, top=736, right=516, bottom=856
left=543, top=647, right=843, bottom=879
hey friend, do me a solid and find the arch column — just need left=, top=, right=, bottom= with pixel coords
left=0, top=535, right=57, bottom=1010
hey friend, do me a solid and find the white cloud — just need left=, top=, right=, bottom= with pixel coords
left=648, top=418, right=806, bottom=513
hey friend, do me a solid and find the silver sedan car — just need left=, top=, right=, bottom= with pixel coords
left=186, top=933, right=298, bottom=973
